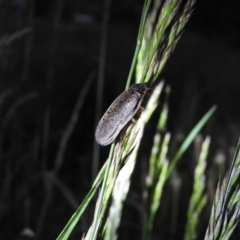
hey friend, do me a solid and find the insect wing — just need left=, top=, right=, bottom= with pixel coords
left=95, top=84, right=147, bottom=146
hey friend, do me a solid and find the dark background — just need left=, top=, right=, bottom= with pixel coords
left=1, top=0, right=240, bottom=239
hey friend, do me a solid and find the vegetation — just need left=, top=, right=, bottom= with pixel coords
left=58, top=0, right=240, bottom=240
left=1, top=1, right=240, bottom=240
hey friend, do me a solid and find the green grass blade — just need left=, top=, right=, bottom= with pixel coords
left=167, top=105, right=217, bottom=179
left=56, top=159, right=108, bottom=240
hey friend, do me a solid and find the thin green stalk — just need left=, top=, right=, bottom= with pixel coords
left=147, top=133, right=170, bottom=234
left=167, top=106, right=217, bottom=179
left=104, top=80, right=163, bottom=240
left=56, top=155, right=110, bottom=240
left=126, top=0, right=151, bottom=88
left=205, top=138, right=240, bottom=240
left=221, top=140, right=240, bottom=217
left=88, top=144, right=115, bottom=240
left=184, top=136, right=210, bottom=240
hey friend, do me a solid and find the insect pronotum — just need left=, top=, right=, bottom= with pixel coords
left=95, top=83, right=149, bottom=146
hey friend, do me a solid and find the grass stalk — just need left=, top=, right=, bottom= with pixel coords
left=57, top=1, right=213, bottom=240
left=204, top=139, right=240, bottom=240
left=103, top=81, right=164, bottom=240
left=184, top=136, right=210, bottom=240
